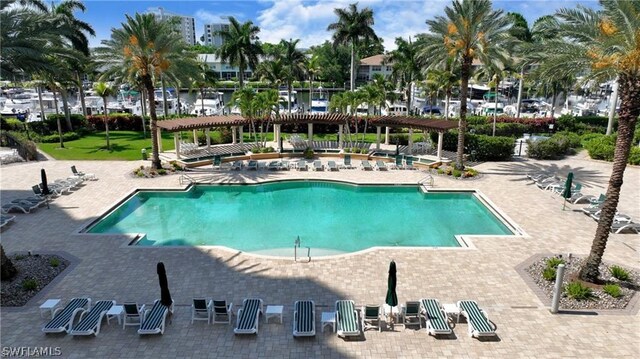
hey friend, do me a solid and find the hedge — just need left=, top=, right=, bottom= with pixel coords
left=45, top=114, right=88, bottom=132
left=1, top=131, right=38, bottom=160
left=87, top=114, right=146, bottom=131
left=429, top=131, right=513, bottom=161
left=40, top=132, right=80, bottom=143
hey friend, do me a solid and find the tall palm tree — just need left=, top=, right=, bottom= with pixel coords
left=327, top=3, right=379, bottom=91
left=231, top=87, right=259, bottom=142
left=280, top=38, right=306, bottom=113
left=422, top=0, right=513, bottom=169
left=93, top=82, right=114, bottom=150
left=256, top=59, right=286, bottom=89
left=527, top=1, right=639, bottom=283
left=386, top=37, right=423, bottom=115
left=306, top=55, right=321, bottom=111
left=215, top=17, right=262, bottom=88
left=95, top=13, right=193, bottom=169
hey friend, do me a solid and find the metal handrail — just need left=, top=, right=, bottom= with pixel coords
left=418, top=174, right=434, bottom=187
left=179, top=173, right=197, bottom=185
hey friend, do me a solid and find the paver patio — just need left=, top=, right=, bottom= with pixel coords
left=0, top=153, right=638, bottom=358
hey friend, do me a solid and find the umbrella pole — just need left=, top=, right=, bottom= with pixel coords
left=562, top=198, right=566, bottom=211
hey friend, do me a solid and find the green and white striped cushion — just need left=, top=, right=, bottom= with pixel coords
left=459, top=300, right=494, bottom=335
left=237, top=299, right=261, bottom=331
left=72, top=300, right=113, bottom=333
left=421, top=299, right=450, bottom=333
left=140, top=301, right=168, bottom=332
left=43, top=298, right=89, bottom=332
left=336, top=300, right=357, bottom=334
left=295, top=301, right=314, bottom=334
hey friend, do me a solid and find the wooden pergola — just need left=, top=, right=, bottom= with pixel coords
left=155, top=114, right=458, bottom=160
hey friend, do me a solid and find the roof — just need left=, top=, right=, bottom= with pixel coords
left=369, top=116, right=458, bottom=132
left=156, top=115, right=250, bottom=132
left=271, top=113, right=353, bottom=125
left=359, top=54, right=387, bottom=66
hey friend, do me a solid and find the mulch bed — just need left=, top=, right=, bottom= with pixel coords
left=1, top=254, right=69, bottom=307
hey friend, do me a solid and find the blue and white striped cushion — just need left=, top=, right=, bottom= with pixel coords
left=140, top=301, right=168, bottom=332
left=295, top=301, right=314, bottom=334
left=237, top=299, right=260, bottom=331
left=43, top=298, right=89, bottom=332
left=336, top=300, right=357, bottom=333
left=73, top=300, right=113, bottom=333
left=459, top=300, right=494, bottom=334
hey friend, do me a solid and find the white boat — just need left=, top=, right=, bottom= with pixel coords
left=381, top=102, right=408, bottom=116
left=278, top=89, right=299, bottom=114
left=153, top=89, right=186, bottom=116
left=191, top=89, right=224, bottom=116
left=1, top=93, right=32, bottom=116
left=27, top=91, right=62, bottom=121
left=310, top=87, right=329, bottom=114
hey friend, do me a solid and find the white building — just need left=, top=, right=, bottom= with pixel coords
left=357, top=54, right=394, bottom=82
left=197, top=54, right=253, bottom=80
left=203, top=23, right=229, bottom=47
left=147, top=7, right=196, bottom=46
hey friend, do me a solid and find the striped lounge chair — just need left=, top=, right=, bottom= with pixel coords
left=293, top=300, right=315, bottom=337
left=420, top=298, right=453, bottom=336
left=70, top=300, right=115, bottom=336
left=457, top=300, right=497, bottom=338
left=335, top=300, right=360, bottom=337
left=42, top=298, right=90, bottom=334
left=234, top=298, right=263, bottom=335
left=138, top=300, right=170, bottom=335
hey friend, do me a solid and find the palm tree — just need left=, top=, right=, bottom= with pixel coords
left=327, top=3, right=379, bottom=91
left=280, top=38, right=306, bottom=113
left=386, top=37, right=423, bottom=115
left=93, top=82, right=114, bottom=150
left=256, top=59, right=286, bottom=89
left=215, top=17, right=262, bottom=88
left=371, top=73, right=397, bottom=114
left=190, top=59, right=219, bottom=116
left=306, top=55, right=321, bottom=111
left=253, top=89, right=280, bottom=147
left=422, top=0, right=513, bottom=169
left=231, top=87, right=259, bottom=142
left=527, top=1, right=639, bottom=283
left=95, top=13, right=193, bottom=169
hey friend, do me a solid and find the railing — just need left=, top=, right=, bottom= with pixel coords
left=179, top=173, right=197, bottom=185
left=294, top=236, right=311, bottom=262
left=418, top=174, right=434, bottom=187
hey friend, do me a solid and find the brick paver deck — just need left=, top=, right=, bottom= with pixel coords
left=0, top=154, right=638, bottom=358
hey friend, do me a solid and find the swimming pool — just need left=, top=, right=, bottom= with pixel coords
left=87, top=181, right=515, bottom=256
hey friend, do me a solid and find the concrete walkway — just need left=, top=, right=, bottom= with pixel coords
left=0, top=155, right=638, bottom=358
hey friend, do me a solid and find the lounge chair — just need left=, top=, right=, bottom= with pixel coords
left=268, top=161, right=282, bottom=170
left=402, top=301, right=421, bottom=328
left=420, top=298, right=453, bottom=336
left=122, top=302, right=145, bottom=329
left=536, top=176, right=561, bottom=189
left=1, top=214, right=15, bottom=228
left=340, top=154, right=354, bottom=169
left=32, top=185, right=55, bottom=199
left=611, top=221, right=640, bottom=234
left=457, top=300, right=497, bottom=338
left=281, top=160, right=291, bottom=170
left=296, top=159, right=308, bottom=171
left=231, top=160, right=243, bottom=170
left=212, top=155, right=223, bottom=170
left=1, top=201, right=40, bottom=214
left=360, top=160, right=373, bottom=171
left=138, top=300, right=170, bottom=335
left=234, top=298, right=263, bottom=335
left=71, top=165, right=97, bottom=180
left=361, top=305, right=381, bottom=332
left=327, top=161, right=338, bottom=171
left=293, top=300, right=315, bottom=337
left=404, top=157, right=417, bottom=170
left=212, top=300, right=233, bottom=325
left=374, top=160, right=388, bottom=171
left=191, top=298, right=213, bottom=324
left=10, top=197, right=45, bottom=207
left=42, top=297, right=90, bottom=334
left=527, top=172, right=553, bottom=182
left=335, top=300, right=360, bottom=337
left=591, top=211, right=632, bottom=224
left=69, top=300, right=114, bottom=336
left=247, top=160, right=259, bottom=170
left=312, top=160, right=323, bottom=171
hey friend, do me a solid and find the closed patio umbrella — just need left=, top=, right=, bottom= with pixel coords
left=157, top=262, right=173, bottom=311
left=385, top=260, right=398, bottom=325
left=40, top=168, right=50, bottom=209
left=562, top=172, right=574, bottom=210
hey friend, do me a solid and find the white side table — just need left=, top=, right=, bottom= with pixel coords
left=106, top=305, right=124, bottom=325
left=442, top=303, right=461, bottom=323
left=39, top=299, right=61, bottom=319
left=265, top=305, right=283, bottom=324
left=321, top=311, right=336, bottom=333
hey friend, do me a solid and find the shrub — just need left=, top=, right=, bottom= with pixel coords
left=542, top=267, right=557, bottom=281
left=40, top=131, right=80, bottom=143
left=583, top=135, right=615, bottom=161
left=452, top=169, right=462, bottom=177
left=628, top=147, right=640, bottom=166
left=437, top=168, right=444, bottom=174
left=49, top=257, right=60, bottom=267
left=303, top=147, right=314, bottom=159
left=602, top=284, right=622, bottom=298
left=0, top=118, right=26, bottom=131
left=14, top=254, right=26, bottom=260
left=546, top=257, right=566, bottom=269
left=473, top=135, right=514, bottom=161
left=22, top=278, right=38, bottom=291
left=157, top=169, right=167, bottom=175
left=45, top=114, right=88, bottom=132
left=580, top=132, right=603, bottom=146
left=552, top=131, right=581, bottom=149
left=609, top=265, right=630, bottom=281
left=3, top=131, right=38, bottom=160
left=564, top=281, right=594, bottom=300
left=527, top=138, right=568, bottom=160
left=170, top=161, right=183, bottom=171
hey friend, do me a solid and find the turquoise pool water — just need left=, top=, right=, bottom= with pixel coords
left=88, top=181, right=513, bottom=256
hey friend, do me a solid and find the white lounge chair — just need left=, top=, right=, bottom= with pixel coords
left=293, top=300, right=315, bottom=337
left=0, top=214, right=15, bottom=228
left=42, top=298, right=90, bottom=334
left=339, top=155, right=355, bottom=169
left=591, top=211, right=632, bottom=224
left=69, top=300, right=115, bottom=336
left=335, top=300, right=360, bottom=337
left=138, top=300, right=170, bottom=335
left=611, top=221, right=640, bottom=234
left=374, top=160, right=388, bottom=171
left=361, top=305, right=381, bottom=332
left=234, top=298, right=263, bottom=335
left=71, top=165, right=97, bottom=180
left=420, top=298, right=453, bottom=336
left=246, top=160, right=259, bottom=170
left=327, top=161, right=338, bottom=171
left=1, top=201, right=40, bottom=214
left=296, top=160, right=308, bottom=171
left=231, top=160, right=243, bottom=170
left=191, top=298, right=213, bottom=324
left=122, top=302, right=145, bottom=329
left=312, top=160, right=323, bottom=171
left=360, top=160, right=373, bottom=171
left=457, top=300, right=497, bottom=338
left=213, top=300, right=233, bottom=325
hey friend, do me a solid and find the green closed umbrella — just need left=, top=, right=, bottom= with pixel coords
left=385, top=260, right=398, bottom=325
left=562, top=172, right=574, bottom=210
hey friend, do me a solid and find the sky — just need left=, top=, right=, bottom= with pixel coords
left=72, top=0, right=600, bottom=50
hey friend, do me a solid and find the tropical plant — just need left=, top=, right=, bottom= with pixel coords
left=327, top=3, right=379, bottom=91
left=231, top=87, right=259, bottom=142
left=421, top=0, right=513, bottom=169
left=280, top=38, right=306, bottom=113
left=602, top=283, right=622, bottom=298
left=386, top=37, right=423, bottom=115
left=95, top=13, right=194, bottom=169
left=93, top=82, right=115, bottom=149
left=215, top=17, right=263, bottom=88
left=190, top=59, right=219, bottom=116
left=526, top=1, right=640, bottom=283
left=609, top=265, right=630, bottom=281
left=0, top=244, right=17, bottom=280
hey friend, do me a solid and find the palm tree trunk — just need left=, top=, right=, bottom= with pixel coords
left=579, top=74, right=640, bottom=283
left=37, top=85, right=45, bottom=121
left=456, top=58, right=472, bottom=170
left=493, top=76, right=499, bottom=136
left=287, top=80, right=292, bottom=113
left=53, top=91, right=60, bottom=115
left=445, top=87, right=451, bottom=120
left=516, top=67, right=524, bottom=119
left=1, top=244, right=17, bottom=280
left=56, top=112, right=64, bottom=148
left=76, top=71, right=87, bottom=116
left=238, top=62, right=245, bottom=88
left=551, top=88, right=557, bottom=118
left=144, top=75, right=162, bottom=170
left=103, top=97, right=110, bottom=150
left=350, top=43, right=355, bottom=91
left=161, top=77, right=168, bottom=119
left=60, top=89, right=73, bottom=131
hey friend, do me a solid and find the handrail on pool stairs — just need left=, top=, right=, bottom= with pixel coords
left=294, top=236, right=311, bottom=263
left=418, top=174, right=434, bottom=187
left=179, top=173, right=197, bottom=185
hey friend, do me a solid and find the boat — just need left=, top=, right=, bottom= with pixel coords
left=310, top=87, right=329, bottom=114
left=27, top=91, right=63, bottom=121
left=190, top=89, right=224, bottom=116
left=278, top=89, right=299, bottom=114
left=1, top=93, right=32, bottom=116
left=381, top=102, right=408, bottom=116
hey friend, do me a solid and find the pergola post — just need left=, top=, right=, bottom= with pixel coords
left=384, top=126, right=390, bottom=145
left=239, top=126, right=244, bottom=144
left=275, top=124, right=281, bottom=151
left=338, top=124, right=344, bottom=149
left=173, top=133, right=180, bottom=159
left=437, top=131, right=444, bottom=160
left=232, top=126, right=237, bottom=144
left=193, top=129, right=198, bottom=145
left=157, top=127, right=163, bottom=152
left=376, top=126, right=381, bottom=150
left=205, top=128, right=211, bottom=148
left=408, top=128, right=414, bottom=154
left=307, top=123, right=313, bottom=147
